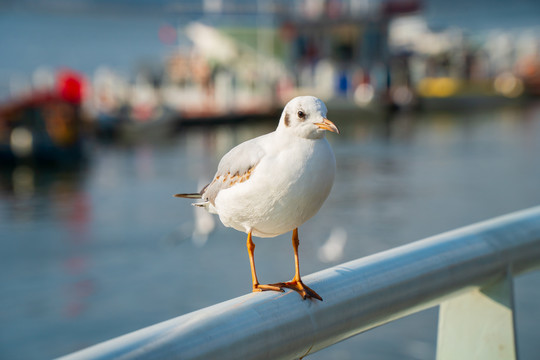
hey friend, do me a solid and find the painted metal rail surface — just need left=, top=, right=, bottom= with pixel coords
left=59, top=206, right=540, bottom=360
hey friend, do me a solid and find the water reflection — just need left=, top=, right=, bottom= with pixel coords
left=0, top=164, right=87, bottom=222
left=1, top=102, right=540, bottom=359
left=191, top=179, right=216, bottom=247
left=318, top=227, right=348, bottom=263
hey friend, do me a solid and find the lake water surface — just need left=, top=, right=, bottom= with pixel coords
left=2, top=101, right=540, bottom=359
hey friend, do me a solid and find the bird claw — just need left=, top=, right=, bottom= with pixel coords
left=268, top=280, right=323, bottom=301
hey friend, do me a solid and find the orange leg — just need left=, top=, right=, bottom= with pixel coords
left=247, top=231, right=282, bottom=293
left=270, top=228, right=323, bottom=301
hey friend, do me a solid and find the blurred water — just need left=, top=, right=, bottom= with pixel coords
left=1, top=102, right=540, bottom=359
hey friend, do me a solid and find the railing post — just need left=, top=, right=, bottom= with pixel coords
left=436, top=266, right=517, bottom=360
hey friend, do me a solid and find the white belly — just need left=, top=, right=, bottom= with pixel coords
left=214, top=138, right=336, bottom=238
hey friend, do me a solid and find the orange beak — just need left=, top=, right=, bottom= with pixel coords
left=315, top=118, right=340, bottom=134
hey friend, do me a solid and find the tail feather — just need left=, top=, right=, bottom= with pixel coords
left=174, top=193, right=202, bottom=199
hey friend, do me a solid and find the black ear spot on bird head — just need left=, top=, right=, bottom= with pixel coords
left=284, top=112, right=290, bottom=127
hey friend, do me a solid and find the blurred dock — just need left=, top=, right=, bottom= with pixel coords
left=1, top=0, right=540, bottom=152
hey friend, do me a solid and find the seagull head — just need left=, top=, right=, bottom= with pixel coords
left=278, top=96, right=339, bottom=139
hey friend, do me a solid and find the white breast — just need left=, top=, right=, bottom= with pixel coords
left=214, top=135, right=336, bottom=238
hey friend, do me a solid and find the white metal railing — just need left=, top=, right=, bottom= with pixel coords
left=58, top=206, right=540, bottom=360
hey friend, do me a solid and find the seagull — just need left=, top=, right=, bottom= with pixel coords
left=175, top=96, right=339, bottom=301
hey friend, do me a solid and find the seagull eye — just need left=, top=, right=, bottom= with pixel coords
left=297, top=111, right=305, bottom=118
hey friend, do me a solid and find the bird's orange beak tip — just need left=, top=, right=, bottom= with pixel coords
left=315, top=118, right=340, bottom=134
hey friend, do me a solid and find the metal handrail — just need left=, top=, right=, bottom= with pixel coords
left=59, top=206, right=540, bottom=360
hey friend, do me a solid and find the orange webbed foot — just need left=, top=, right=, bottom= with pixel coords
left=269, top=280, right=323, bottom=301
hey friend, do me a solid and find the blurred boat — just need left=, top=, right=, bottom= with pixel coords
left=0, top=70, right=88, bottom=168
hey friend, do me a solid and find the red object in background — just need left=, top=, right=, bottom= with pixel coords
left=57, top=69, right=86, bottom=104
left=159, top=24, right=177, bottom=45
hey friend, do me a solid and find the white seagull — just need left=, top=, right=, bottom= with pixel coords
left=175, top=96, right=339, bottom=301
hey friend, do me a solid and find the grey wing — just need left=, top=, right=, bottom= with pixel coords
left=202, top=136, right=266, bottom=206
